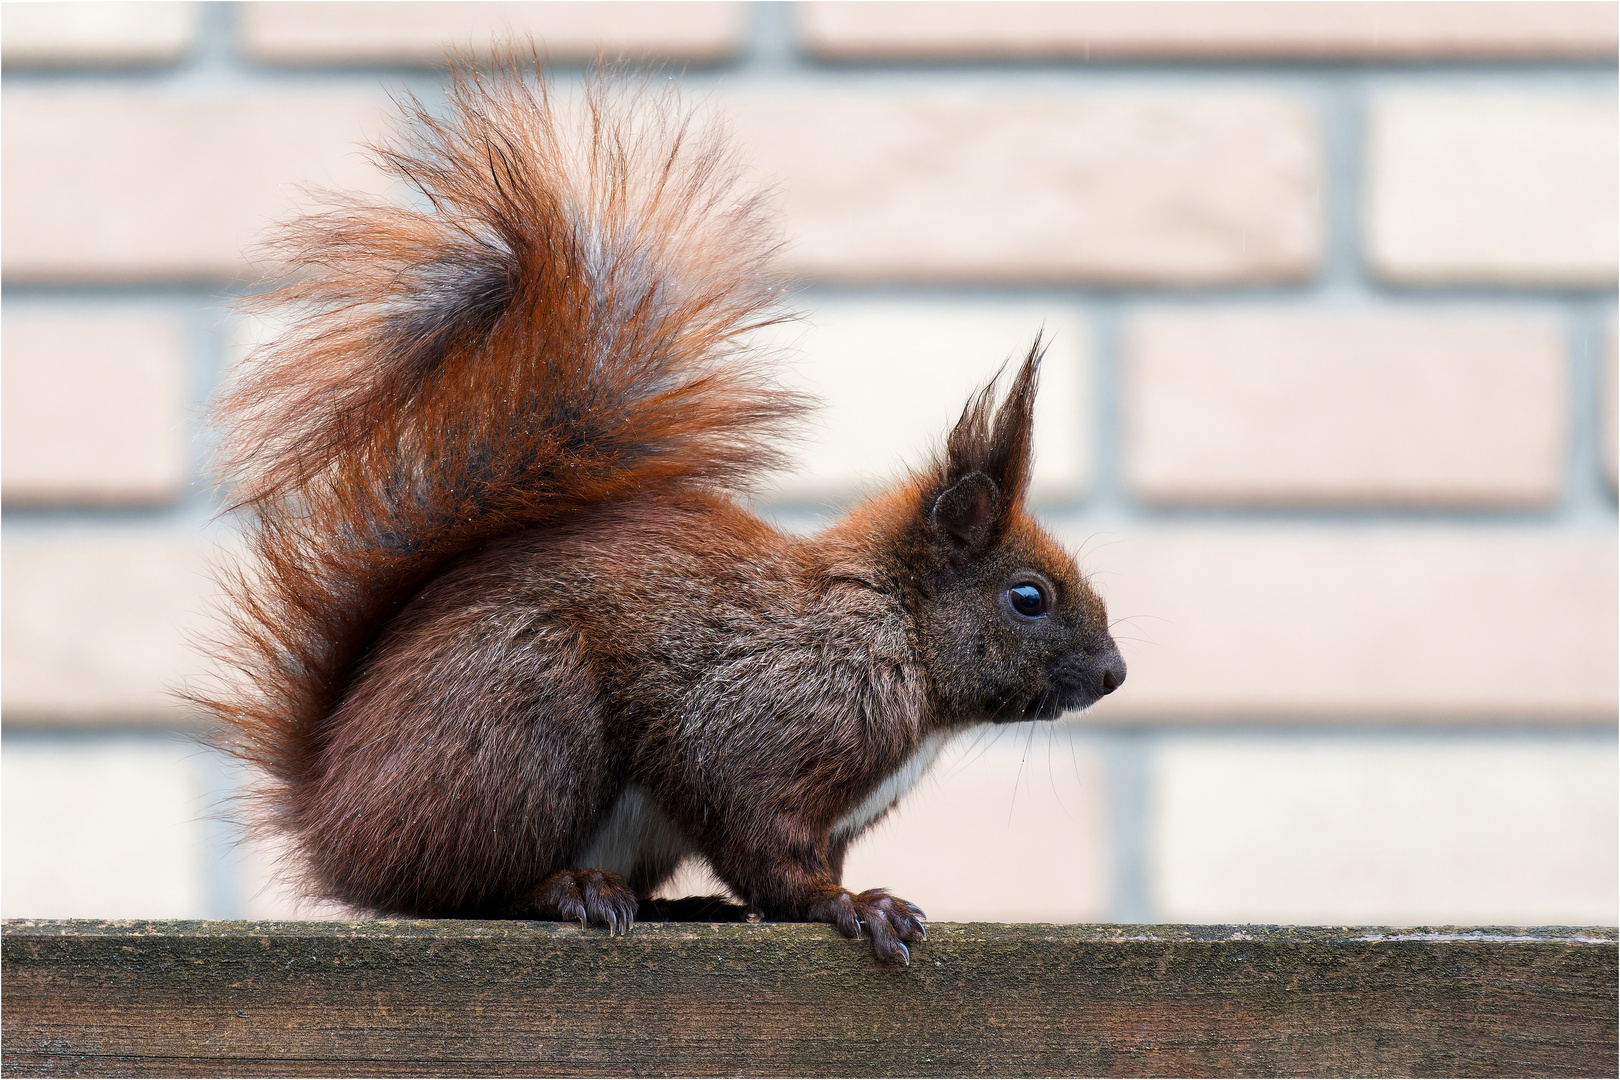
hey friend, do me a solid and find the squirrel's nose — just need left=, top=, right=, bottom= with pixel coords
left=1094, top=647, right=1126, bottom=696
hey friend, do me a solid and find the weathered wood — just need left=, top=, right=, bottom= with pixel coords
left=2, top=920, right=1614, bottom=1078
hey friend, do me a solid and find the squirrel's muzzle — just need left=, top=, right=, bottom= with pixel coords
left=1093, top=646, right=1127, bottom=696
left=1041, top=642, right=1127, bottom=717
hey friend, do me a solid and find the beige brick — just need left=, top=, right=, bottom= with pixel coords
left=729, top=92, right=1320, bottom=285
left=801, top=2, right=1618, bottom=61
left=758, top=301, right=1089, bottom=505
left=0, top=1, right=199, bottom=65
left=1, top=532, right=231, bottom=722
left=1, top=736, right=208, bottom=918
left=1124, top=309, right=1567, bottom=507
left=5, top=85, right=1319, bottom=287
left=1368, top=92, right=1618, bottom=285
left=1, top=88, right=391, bottom=282
left=1064, top=527, right=1617, bottom=721
left=1151, top=735, right=1618, bottom=925
left=840, top=727, right=1110, bottom=923
left=239, top=1, right=746, bottom=64
left=2, top=308, right=191, bottom=505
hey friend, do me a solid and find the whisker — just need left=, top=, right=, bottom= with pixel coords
left=1008, top=720, right=1039, bottom=829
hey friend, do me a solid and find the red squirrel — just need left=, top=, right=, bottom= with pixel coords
left=203, top=65, right=1126, bottom=965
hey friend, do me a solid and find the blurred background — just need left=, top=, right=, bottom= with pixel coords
left=2, top=0, right=1615, bottom=927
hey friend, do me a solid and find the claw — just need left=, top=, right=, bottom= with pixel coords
left=528, top=868, right=639, bottom=934
left=809, top=886, right=928, bottom=965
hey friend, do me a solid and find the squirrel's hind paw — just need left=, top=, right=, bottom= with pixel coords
left=525, top=868, right=639, bottom=935
left=810, top=887, right=927, bottom=965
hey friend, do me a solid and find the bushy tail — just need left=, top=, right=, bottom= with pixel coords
left=200, top=64, right=806, bottom=810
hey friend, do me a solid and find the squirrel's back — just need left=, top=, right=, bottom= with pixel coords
left=201, top=66, right=807, bottom=864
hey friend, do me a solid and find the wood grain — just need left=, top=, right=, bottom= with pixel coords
left=3, top=920, right=1614, bottom=1078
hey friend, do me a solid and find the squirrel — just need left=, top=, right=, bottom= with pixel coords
left=201, top=64, right=1126, bottom=966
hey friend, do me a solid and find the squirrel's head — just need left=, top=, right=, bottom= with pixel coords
left=910, top=339, right=1125, bottom=725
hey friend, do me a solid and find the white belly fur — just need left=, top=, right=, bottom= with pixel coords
left=577, top=784, right=692, bottom=879
left=832, top=730, right=953, bottom=842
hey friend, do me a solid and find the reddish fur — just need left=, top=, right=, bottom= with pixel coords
left=199, top=62, right=1124, bottom=965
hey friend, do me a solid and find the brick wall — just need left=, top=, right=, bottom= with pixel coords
left=3, top=0, right=1615, bottom=927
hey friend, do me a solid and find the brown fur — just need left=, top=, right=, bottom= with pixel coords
left=200, top=63, right=1124, bottom=965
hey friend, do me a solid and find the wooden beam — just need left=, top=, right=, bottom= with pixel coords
left=3, top=920, right=1614, bottom=1078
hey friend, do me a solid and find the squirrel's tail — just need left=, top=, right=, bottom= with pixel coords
left=200, top=65, right=805, bottom=815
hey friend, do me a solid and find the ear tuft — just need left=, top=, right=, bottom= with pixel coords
left=986, top=339, right=1042, bottom=503
left=932, top=335, right=1045, bottom=552
left=930, top=472, right=999, bottom=560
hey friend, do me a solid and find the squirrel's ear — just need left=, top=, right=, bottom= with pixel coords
left=935, top=336, right=1043, bottom=553
left=985, top=340, right=1041, bottom=503
left=931, top=472, right=999, bottom=561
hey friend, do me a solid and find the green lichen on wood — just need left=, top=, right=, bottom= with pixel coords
left=3, top=921, right=1616, bottom=1078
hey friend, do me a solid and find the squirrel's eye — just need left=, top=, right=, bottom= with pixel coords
left=1007, top=583, right=1048, bottom=618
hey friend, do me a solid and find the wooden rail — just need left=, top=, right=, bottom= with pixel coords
left=3, top=920, right=1614, bottom=1078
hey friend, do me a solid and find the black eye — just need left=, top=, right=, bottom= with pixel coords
left=1006, top=583, right=1048, bottom=618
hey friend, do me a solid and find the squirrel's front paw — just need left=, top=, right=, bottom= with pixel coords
left=526, top=868, right=638, bottom=934
left=810, top=887, right=927, bottom=965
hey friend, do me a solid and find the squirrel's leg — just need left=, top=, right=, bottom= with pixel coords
left=806, top=887, right=928, bottom=964
left=702, top=825, right=927, bottom=964
left=521, top=868, right=639, bottom=934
